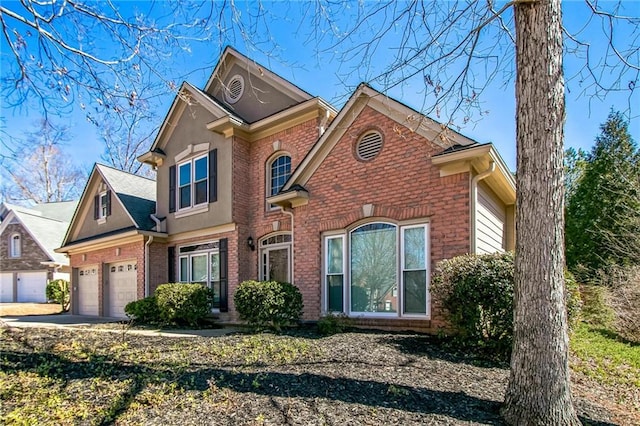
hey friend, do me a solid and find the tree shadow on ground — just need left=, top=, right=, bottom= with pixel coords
left=378, top=333, right=510, bottom=368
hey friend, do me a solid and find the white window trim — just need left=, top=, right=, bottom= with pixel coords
left=97, top=191, right=109, bottom=223
left=177, top=153, right=208, bottom=212
left=400, top=224, right=431, bottom=318
left=322, top=221, right=431, bottom=320
left=9, top=233, right=21, bottom=258
left=178, top=242, right=221, bottom=312
left=259, top=233, right=292, bottom=282
left=266, top=153, right=291, bottom=211
left=325, top=234, right=345, bottom=314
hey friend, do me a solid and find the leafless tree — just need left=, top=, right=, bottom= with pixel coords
left=302, top=0, right=638, bottom=423
left=1, top=119, right=85, bottom=204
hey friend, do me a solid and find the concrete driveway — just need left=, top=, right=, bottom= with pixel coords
left=1, top=313, right=122, bottom=328
left=0, top=312, right=242, bottom=338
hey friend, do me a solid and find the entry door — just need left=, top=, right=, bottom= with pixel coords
left=262, top=247, right=290, bottom=283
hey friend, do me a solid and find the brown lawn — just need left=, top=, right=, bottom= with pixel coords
left=0, top=303, right=63, bottom=317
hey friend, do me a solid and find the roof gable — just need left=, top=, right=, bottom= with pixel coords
left=203, top=46, right=312, bottom=123
left=281, top=84, right=477, bottom=192
left=61, top=165, right=156, bottom=247
left=0, top=209, right=69, bottom=264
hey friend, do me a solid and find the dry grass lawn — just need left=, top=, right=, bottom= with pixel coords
left=0, top=303, right=63, bottom=317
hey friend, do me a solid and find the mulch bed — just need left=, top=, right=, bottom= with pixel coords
left=0, top=325, right=631, bottom=425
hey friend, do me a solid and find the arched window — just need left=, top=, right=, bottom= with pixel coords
left=324, top=221, right=430, bottom=317
left=10, top=233, right=21, bottom=258
left=269, top=154, right=291, bottom=197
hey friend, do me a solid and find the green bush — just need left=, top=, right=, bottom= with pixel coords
left=432, top=252, right=515, bottom=356
left=46, top=279, right=70, bottom=312
left=154, top=283, right=214, bottom=326
left=432, top=252, right=581, bottom=358
left=124, top=296, right=161, bottom=324
left=317, top=313, right=349, bottom=335
left=564, top=270, right=583, bottom=328
left=234, top=280, right=304, bottom=331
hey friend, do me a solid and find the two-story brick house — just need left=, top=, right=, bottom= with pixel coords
left=60, top=47, right=515, bottom=331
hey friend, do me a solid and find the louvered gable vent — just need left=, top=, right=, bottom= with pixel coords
left=225, top=75, right=244, bottom=104
left=356, top=131, right=383, bottom=161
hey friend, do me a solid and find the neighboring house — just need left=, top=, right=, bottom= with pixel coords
left=0, top=200, right=77, bottom=303
left=61, top=47, right=515, bottom=331
left=55, top=164, right=158, bottom=318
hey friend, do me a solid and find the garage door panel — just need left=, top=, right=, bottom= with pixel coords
left=108, top=261, right=137, bottom=318
left=78, top=266, right=99, bottom=316
left=17, top=272, right=47, bottom=303
left=0, top=273, right=14, bottom=303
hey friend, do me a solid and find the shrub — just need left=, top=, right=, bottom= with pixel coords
left=565, top=270, right=583, bottom=329
left=432, top=252, right=582, bottom=358
left=580, top=285, right=615, bottom=328
left=432, top=252, right=515, bottom=356
left=124, top=296, right=160, bottom=324
left=46, top=279, right=70, bottom=312
left=154, top=283, right=214, bottom=326
left=317, top=313, right=349, bottom=335
left=234, top=280, right=304, bottom=331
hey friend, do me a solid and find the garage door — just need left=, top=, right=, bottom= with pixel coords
left=77, top=266, right=99, bottom=316
left=0, top=273, right=14, bottom=303
left=17, top=272, right=47, bottom=302
left=108, top=261, right=137, bottom=318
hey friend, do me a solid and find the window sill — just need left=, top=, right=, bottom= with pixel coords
left=97, top=217, right=107, bottom=225
left=174, top=204, right=209, bottom=219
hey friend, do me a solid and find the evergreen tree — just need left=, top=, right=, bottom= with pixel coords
left=566, top=111, right=640, bottom=273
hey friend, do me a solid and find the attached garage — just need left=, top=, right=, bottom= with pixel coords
left=0, top=272, right=14, bottom=303
left=17, top=272, right=47, bottom=303
left=107, top=261, right=137, bottom=318
left=77, top=266, right=99, bottom=316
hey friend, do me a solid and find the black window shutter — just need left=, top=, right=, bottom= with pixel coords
left=209, top=149, right=217, bottom=203
left=168, top=246, right=175, bottom=283
left=105, top=190, right=112, bottom=216
left=219, top=238, right=228, bottom=312
left=94, top=195, right=99, bottom=219
left=169, top=165, right=176, bottom=213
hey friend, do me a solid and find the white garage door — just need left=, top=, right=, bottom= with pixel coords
left=108, top=261, right=137, bottom=318
left=17, top=272, right=47, bottom=303
left=0, top=272, right=14, bottom=303
left=77, top=266, right=99, bottom=316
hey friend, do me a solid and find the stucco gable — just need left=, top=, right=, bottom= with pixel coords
left=60, top=165, right=156, bottom=247
left=203, top=46, right=312, bottom=123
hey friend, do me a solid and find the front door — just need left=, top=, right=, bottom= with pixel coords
left=260, top=234, right=292, bottom=283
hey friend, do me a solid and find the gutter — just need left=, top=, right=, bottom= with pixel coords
left=470, top=161, right=495, bottom=254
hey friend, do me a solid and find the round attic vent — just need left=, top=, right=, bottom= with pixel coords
left=225, top=75, right=244, bottom=104
left=356, top=131, right=383, bottom=161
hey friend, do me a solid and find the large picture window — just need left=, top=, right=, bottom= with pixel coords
left=324, top=221, right=430, bottom=318
left=178, top=155, right=208, bottom=210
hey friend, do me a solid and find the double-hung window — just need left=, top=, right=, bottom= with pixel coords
left=10, top=233, right=21, bottom=258
left=324, top=221, right=430, bottom=318
left=178, top=155, right=208, bottom=210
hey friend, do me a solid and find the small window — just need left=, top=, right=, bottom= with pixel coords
left=269, top=155, right=291, bottom=197
left=225, top=75, right=245, bottom=104
left=9, top=233, right=21, bottom=258
left=356, top=131, right=383, bottom=161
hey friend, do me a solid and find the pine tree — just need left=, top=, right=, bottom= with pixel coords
left=566, top=111, right=640, bottom=273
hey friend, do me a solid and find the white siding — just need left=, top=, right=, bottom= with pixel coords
left=476, top=183, right=507, bottom=254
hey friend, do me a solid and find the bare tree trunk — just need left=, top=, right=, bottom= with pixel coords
left=502, top=0, right=580, bottom=424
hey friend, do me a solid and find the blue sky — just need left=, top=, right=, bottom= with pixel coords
left=1, top=1, right=638, bottom=173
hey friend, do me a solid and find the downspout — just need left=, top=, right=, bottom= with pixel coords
left=145, top=235, right=154, bottom=297
left=144, top=235, right=153, bottom=297
left=470, top=161, right=495, bottom=254
left=146, top=214, right=163, bottom=297
left=280, top=207, right=295, bottom=283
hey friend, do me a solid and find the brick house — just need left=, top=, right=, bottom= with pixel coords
left=61, top=47, right=515, bottom=330
left=0, top=201, right=77, bottom=303
left=56, top=164, right=158, bottom=317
